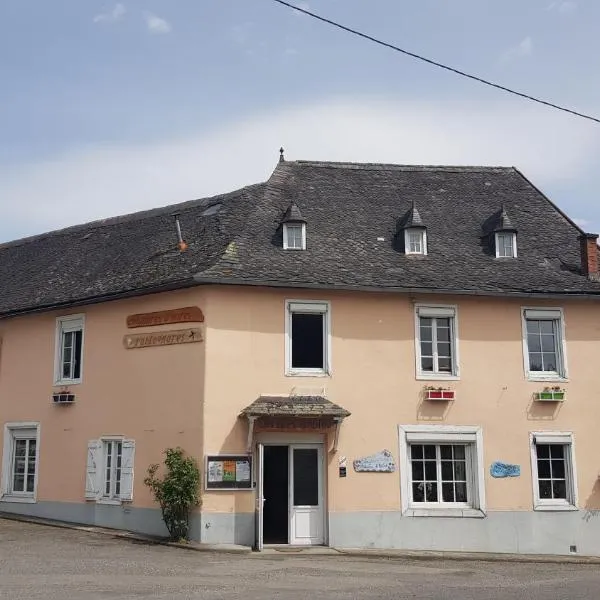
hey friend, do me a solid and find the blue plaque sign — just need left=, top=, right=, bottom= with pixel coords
left=353, top=450, right=396, bottom=473
left=490, top=462, right=520, bottom=478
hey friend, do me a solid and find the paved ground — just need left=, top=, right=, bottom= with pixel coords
left=2, top=519, right=600, bottom=599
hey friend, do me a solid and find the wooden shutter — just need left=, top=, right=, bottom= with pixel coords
left=85, top=440, right=102, bottom=500
left=120, top=440, right=135, bottom=501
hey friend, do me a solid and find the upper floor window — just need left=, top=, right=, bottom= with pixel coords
left=530, top=432, right=577, bottom=511
left=55, top=315, right=85, bottom=385
left=522, top=309, right=567, bottom=380
left=415, top=305, right=459, bottom=378
left=405, top=229, right=427, bottom=255
left=1, top=422, right=40, bottom=502
left=283, top=223, right=306, bottom=250
left=495, top=232, right=517, bottom=258
left=285, top=301, right=330, bottom=376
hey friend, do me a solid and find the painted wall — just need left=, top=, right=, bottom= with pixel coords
left=201, top=286, right=600, bottom=529
left=0, top=288, right=206, bottom=526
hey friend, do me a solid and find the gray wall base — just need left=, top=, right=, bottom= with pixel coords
left=329, top=510, right=600, bottom=556
left=200, top=512, right=255, bottom=546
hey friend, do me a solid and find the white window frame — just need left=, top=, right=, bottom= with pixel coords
left=283, top=223, right=306, bottom=250
left=404, top=228, right=427, bottom=255
left=285, top=300, right=331, bottom=377
left=87, top=436, right=135, bottom=504
left=495, top=232, right=517, bottom=258
left=1, top=422, right=41, bottom=504
left=521, top=308, right=568, bottom=382
left=54, top=314, right=85, bottom=385
left=414, top=304, right=460, bottom=380
left=398, top=425, right=485, bottom=518
left=529, top=432, right=578, bottom=511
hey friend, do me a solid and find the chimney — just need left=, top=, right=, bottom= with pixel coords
left=579, top=233, right=599, bottom=281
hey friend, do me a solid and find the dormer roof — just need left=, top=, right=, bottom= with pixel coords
left=281, top=202, right=306, bottom=224
left=399, top=201, right=426, bottom=229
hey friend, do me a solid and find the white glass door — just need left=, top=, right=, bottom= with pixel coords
left=289, top=445, right=324, bottom=545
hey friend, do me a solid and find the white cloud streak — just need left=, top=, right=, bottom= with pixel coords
left=144, top=12, right=172, bottom=34
left=1, top=98, right=598, bottom=240
left=93, top=3, right=126, bottom=23
left=500, top=36, right=533, bottom=65
left=548, top=1, right=577, bottom=14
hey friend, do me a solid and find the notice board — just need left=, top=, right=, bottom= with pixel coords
left=205, top=455, right=252, bottom=490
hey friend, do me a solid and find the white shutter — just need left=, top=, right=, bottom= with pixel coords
left=417, top=306, right=456, bottom=318
left=120, top=440, right=135, bottom=501
left=85, top=440, right=102, bottom=500
left=524, top=309, right=561, bottom=320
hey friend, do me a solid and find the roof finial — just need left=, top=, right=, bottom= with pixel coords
left=172, top=212, right=188, bottom=252
left=279, top=147, right=285, bottom=162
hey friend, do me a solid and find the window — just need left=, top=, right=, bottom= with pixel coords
left=398, top=425, right=485, bottom=517
left=495, top=232, right=517, bottom=258
left=85, top=438, right=135, bottom=503
left=55, top=315, right=85, bottom=384
left=404, top=229, right=427, bottom=255
left=415, top=305, right=459, bottom=378
left=285, top=301, right=330, bottom=375
left=530, top=432, right=577, bottom=510
left=522, top=309, right=567, bottom=380
left=1, top=423, right=40, bottom=502
left=283, top=223, right=306, bottom=250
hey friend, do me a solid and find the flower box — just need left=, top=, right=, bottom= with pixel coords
left=534, top=390, right=565, bottom=402
left=426, top=390, right=455, bottom=401
left=52, top=393, right=75, bottom=404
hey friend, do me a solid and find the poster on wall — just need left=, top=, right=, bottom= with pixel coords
left=205, top=455, right=252, bottom=490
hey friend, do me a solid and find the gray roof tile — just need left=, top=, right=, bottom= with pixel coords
left=240, top=395, right=351, bottom=418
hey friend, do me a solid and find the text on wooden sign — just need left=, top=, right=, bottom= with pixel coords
left=124, top=328, right=202, bottom=349
left=126, top=306, right=204, bottom=329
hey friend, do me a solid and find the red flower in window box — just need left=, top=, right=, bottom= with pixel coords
left=425, top=387, right=455, bottom=401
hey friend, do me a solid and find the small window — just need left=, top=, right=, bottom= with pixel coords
left=1, top=423, right=40, bottom=502
left=286, top=301, right=329, bottom=375
left=283, top=223, right=306, bottom=250
left=55, top=315, right=85, bottom=385
left=415, top=306, right=458, bottom=378
left=530, top=433, right=577, bottom=510
left=495, top=232, right=517, bottom=258
left=404, top=229, right=427, bottom=255
left=399, top=425, right=485, bottom=517
left=522, top=309, right=566, bottom=380
left=85, top=438, right=135, bottom=502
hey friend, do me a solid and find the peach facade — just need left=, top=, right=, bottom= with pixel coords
left=2, top=283, right=600, bottom=553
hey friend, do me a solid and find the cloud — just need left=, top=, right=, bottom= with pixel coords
left=292, top=2, right=311, bottom=14
left=93, top=3, right=126, bottom=23
left=1, top=98, right=599, bottom=241
left=548, top=1, right=577, bottom=14
left=500, top=36, right=533, bottom=65
left=144, top=12, right=172, bottom=34
left=573, top=218, right=590, bottom=229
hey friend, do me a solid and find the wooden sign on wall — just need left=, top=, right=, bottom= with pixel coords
left=123, top=328, right=202, bottom=349
left=126, top=306, right=204, bottom=328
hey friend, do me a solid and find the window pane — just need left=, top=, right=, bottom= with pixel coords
left=27, top=473, right=35, bottom=493
left=453, top=445, right=465, bottom=460
left=542, top=354, right=557, bottom=372
left=423, top=445, right=436, bottom=460
left=419, top=324, right=432, bottom=341
left=420, top=317, right=432, bottom=328
left=455, top=482, right=468, bottom=502
left=526, top=320, right=540, bottom=334
left=541, top=334, right=555, bottom=353
left=540, top=320, right=555, bottom=335
left=551, top=459, right=565, bottom=479
left=537, top=444, right=550, bottom=459
left=442, top=482, right=454, bottom=502
left=73, top=330, right=83, bottom=379
left=454, top=460, right=466, bottom=481
left=13, top=473, right=25, bottom=492
left=552, top=480, right=567, bottom=499
left=439, top=446, right=452, bottom=460
left=420, top=342, right=433, bottom=357
left=286, top=225, right=303, bottom=249
left=424, top=461, right=436, bottom=480
left=421, top=356, right=434, bottom=371
left=412, top=461, right=424, bottom=480
left=550, top=445, right=564, bottom=459
left=291, top=313, right=324, bottom=369
left=436, top=318, right=450, bottom=329
left=437, top=357, right=452, bottom=372
left=537, top=459, right=551, bottom=479
left=441, top=461, right=453, bottom=480
left=527, top=334, right=541, bottom=353
left=293, top=449, right=319, bottom=506
left=425, top=482, right=438, bottom=502
left=529, top=353, right=543, bottom=371
left=412, top=482, right=425, bottom=502
left=538, top=480, right=552, bottom=499
left=436, top=327, right=450, bottom=342
left=411, top=445, right=423, bottom=459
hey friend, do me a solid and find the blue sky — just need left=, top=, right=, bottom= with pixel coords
left=1, top=0, right=599, bottom=242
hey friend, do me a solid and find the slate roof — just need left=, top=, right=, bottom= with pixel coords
left=1, top=159, right=600, bottom=317
left=399, top=201, right=425, bottom=229
left=240, top=396, right=351, bottom=418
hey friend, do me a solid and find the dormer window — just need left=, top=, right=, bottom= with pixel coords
left=281, top=202, right=307, bottom=251
left=405, top=229, right=427, bottom=255
left=283, top=223, right=306, bottom=250
left=495, top=232, right=517, bottom=258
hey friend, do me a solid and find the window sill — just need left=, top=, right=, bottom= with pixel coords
left=404, top=508, right=485, bottom=518
left=1, top=495, right=36, bottom=504
left=533, top=504, right=578, bottom=512
left=96, top=498, right=123, bottom=506
left=526, top=375, right=568, bottom=383
left=286, top=370, right=331, bottom=378
left=54, top=380, right=82, bottom=387
left=416, top=374, right=460, bottom=382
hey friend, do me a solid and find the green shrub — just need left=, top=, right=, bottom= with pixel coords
left=144, top=447, right=200, bottom=541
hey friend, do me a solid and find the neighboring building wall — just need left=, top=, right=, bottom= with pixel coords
left=0, top=288, right=206, bottom=538
left=201, top=285, right=600, bottom=554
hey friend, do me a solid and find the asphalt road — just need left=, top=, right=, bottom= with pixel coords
left=1, top=519, right=600, bottom=599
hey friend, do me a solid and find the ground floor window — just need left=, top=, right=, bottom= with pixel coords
left=399, top=425, right=485, bottom=517
left=1, top=423, right=40, bottom=501
left=86, top=438, right=135, bottom=502
left=530, top=432, right=577, bottom=510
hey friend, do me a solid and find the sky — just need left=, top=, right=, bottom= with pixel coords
left=1, top=0, right=599, bottom=242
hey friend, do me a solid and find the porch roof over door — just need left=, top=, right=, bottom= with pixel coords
left=240, top=395, right=351, bottom=419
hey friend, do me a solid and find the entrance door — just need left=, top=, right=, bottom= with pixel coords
left=290, top=445, right=324, bottom=545
left=262, top=445, right=289, bottom=544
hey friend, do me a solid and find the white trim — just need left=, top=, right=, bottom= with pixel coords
left=495, top=232, right=517, bottom=258
left=398, top=425, right=485, bottom=517
left=521, top=307, right=568, bottom=381
left=54, top=314, right=85, bottom=386
left=1, top=422, right=41, bottom=504
left=404, top=228, right=428, bottom=255
left=529, top=431, right=578, bottom=511
left=285, top=300, right=331, bottom=377
left=283, top=223, right=306, bottom=251
left=414, top=304, right=460, bottom=379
